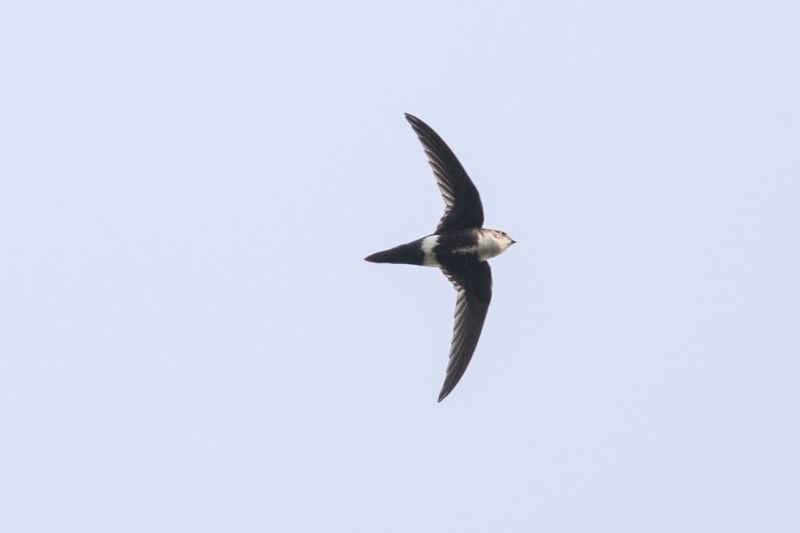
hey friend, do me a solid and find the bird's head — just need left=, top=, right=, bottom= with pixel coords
left=485, top=229, right=516, bottom=252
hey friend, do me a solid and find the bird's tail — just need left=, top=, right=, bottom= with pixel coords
left=364, top=240, right=424, bottom=265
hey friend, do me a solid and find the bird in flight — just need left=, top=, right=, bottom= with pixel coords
left=365, top=114, right=515, bottom=402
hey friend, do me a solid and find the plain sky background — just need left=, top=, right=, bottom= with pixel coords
left=2, top=1, right=799, bottom=531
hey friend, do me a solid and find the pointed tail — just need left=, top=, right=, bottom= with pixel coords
left=364, top=241, right=425, bottom=265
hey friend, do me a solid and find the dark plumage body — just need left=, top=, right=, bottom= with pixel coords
left=366, top=229, right=482, bottom=266
left=366, top=114, right=514, bottom=402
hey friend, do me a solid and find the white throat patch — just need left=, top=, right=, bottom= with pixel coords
left=476, top=230, right=511, bottom=261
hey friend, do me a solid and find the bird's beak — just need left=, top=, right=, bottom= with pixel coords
left=511, top=239, right=516, bottom=244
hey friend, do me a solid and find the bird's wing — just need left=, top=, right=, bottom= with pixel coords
left=405, top=113, right=484, bottom=234
left=438, top=261, right=493, bottom=402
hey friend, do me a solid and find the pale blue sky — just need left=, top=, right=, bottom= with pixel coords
left=2, top=1, right=799, bottom=531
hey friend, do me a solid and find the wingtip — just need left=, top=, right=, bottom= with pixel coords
left=437, top=386, right=452, bottom=403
